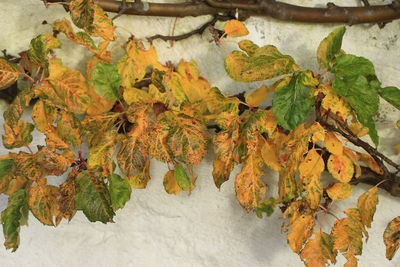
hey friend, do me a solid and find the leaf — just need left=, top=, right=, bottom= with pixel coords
left=317, top=26, right=346, bottom=70
left=300, top=230, right=337, bottom=267
left=27, top=34, right=61, bottom=66
left=245, top=84, right=270, bottom=107
left=225, top=40, right=297, bottom=82
left=35, top=58, right=91, bottom=114
left=70, top=0, right=95, bottom=29
left=53, top=19, right=101, bottom=54
left=28, top=178, right=60, bottom=226
left=150, top=111, right=208, bottom=165
left=326, top=183, right=352, bottom=201
left=332, top=208, right=366, bottom=267
left=74, top=170, right=115, bottom=223
left=384, top=216, right=400, bottom=260
left=123, top=87, right=152, bottom=104
left=174, top=164, right=193, bottom=191
left=35, top=147, right=73, bottom=176
left=2, top=121, right=34, bottom=149
left=261, top=139, right=281, bottom=171
left=298, top=149, right=324, bottom=209
left=224, top=20, right=249, bottom=37
left=377, top=86, right=400, bottom=110
left=163, top=170, right=181, bottom=195
left=84, top=4, right=115, bottom=41
left=1, top=189, right=28, bottom=252
left=31, top=100, right=69, bottom=150
left=324, top=131, right=343, bottom=155
left=332, top=54, right=380, bottom=145
left=235, top=139, right=266, bottom=211
left=314, top=83, right=351, bottom=121
left=357, top=187, right=378, bottom=228
left=90, top=61, right=121, bottom=102
left=82, top=112, right=120, bottom=146
left=255, top=198, right=276, bottom=218
left=0, top=58, right=19, bottom=90
left=118, top=40, right=166, bottom=87
left=212, top=127, right=240, bottom=188
left=327, top=154, right=354, bottom=183
left=56, top=111, right=82, bottom=147
left=357, top=153, right=384, bottom=175
left=88, top=130, right=117, bottom=176
left=272, top=71, right=318, bottom=130
left=283, top=201, right=315, bottom=253
left=108, top=174, right=131, bottom=211
left=57, top=170, right=77, bottom=222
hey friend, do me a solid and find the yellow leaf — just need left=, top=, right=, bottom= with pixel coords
left=88, top=130, right=118, bottom=176
left=384, top=216, right=400, bottom=260
left=357, top=187, right=378, bottom=228
left=224, top=19, right=249, bottom=37
left=163, top=170, right=181, bottom=195
left=325, top=131, right=343, bottom=155
left=118, top=40, right=167, bottom=88
left=300, top=230, right=337, bottom=267
left=343, top=148, right=361, bottom=178
left=0, top=58, right=19, bottom=89
left=357, top=153, right=384, bottom=175
left=84, top=4, right=115, bottom=41
left=315, top=84, right=351, bottom=121
left=70, top=0, right=94, bottom=29
left=28, top=179, right=60, bottom=226
left=283, top=201, right=315, bottom=253
left=349, top=122, right=369, bottom=137
left=245, top=84, right=270, bottom=107
left=395, top=144, right=400, bottom=155
left=123, top=87, right=152, bottom=104
left=326, top=183, right=352, bottom=201
left=261, top=140, right=281, bottom=171
left=212, top=127, right=240, bottom=188
left=327, top=154, right=354, bottom=183
left=2, top=120, right=34, bottom=149
left=299, top=149, right=324, bottom=209
left=235, top=139, right=266, bottom=211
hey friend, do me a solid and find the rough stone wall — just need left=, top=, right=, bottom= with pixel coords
left=0, top=0, right=399, bottom=266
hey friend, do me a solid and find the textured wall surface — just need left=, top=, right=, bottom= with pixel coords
left=0, top=0, right=399, bottom=266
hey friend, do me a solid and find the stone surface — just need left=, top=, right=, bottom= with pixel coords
left=0, top=0, right=399, bottom=266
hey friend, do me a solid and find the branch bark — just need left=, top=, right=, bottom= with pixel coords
left=45, top=0, right=400, bottom=25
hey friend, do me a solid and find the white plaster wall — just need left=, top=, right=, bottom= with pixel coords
left=0, top=0, right=399, bottom=266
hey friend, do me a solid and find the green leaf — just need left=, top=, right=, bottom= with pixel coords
left=378, top=86, right=400, bottom=110
left=27, top=34, right=61, bottom=66
left=108, top=174, right=131, bottom=211
left=225, top=40, right=297, bottom=82
left=255, top=198, right=276, bottom=218
left=70, top=0, right=95, bottom=29
left=317, top=26, right=346, bottom=70
left=1, top=189, right=28, bottom=252
left=0, top=159, right=13, bottom=177
left=74, top=170, right=115, bottom=223
left=174, top=165, right=192, bottom=191
left=272, top=71, right=318, bottom=130
left=331, top=54, right=376, bottom=78
left=91, top=61, right=121, bottom=102
left=332, top=73, right=379, bottom=145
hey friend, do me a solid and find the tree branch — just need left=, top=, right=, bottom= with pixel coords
left=45, top=0, right=400, bottom=25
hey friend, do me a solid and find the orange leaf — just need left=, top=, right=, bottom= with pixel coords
left=326, top=183, right=352, bottom=201
left=325, top=131, right=343, bottom=155
left=327, top=154, right=354, bottom=183
left=224, top=20, right=249, bottom=37
left=261, top=140, right=281, bottom=171
left=357, top=153, right=384, bottom=175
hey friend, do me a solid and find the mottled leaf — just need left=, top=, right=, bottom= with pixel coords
left=28, top=178, right=60, bottom=226
left=317, top=26, right=346, bottom=70
left=84, top=4, right=115, bottom=41
left=327, top=154, right=354, bottom=183
left=57, top=170, right=77, bottom=222
left=272, top=71, right=318, bottom=130
left=357, top=187, right=378, bottom=228
left=1, top=189, right=28, bottom=252
left=3, top=121, right=34, bottom=149
left=300, top=230, right=337, bottom=267
left=0, top=58, right=19, bottom=90
left=225, top=40, right=297, bottom=82
left=27, top=34, right=61, bottom=66
left=88, top=130, right=117, bottom=176
left=74, top=170, right=115, bottom=223
left=224, top=20, right=249, bottom=37
left=108, top=174, right=131, bottom=211
left=163, top=170, right=181, bottom=195
left=325, top=131, right=343, bottom=155
left=56, top=111, right=82, bottom=147
left=70, top=0, right=94, bottom=29
left=384, top=216, right=400, bottom=260
left=314, top=83, right=351, bottom=121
